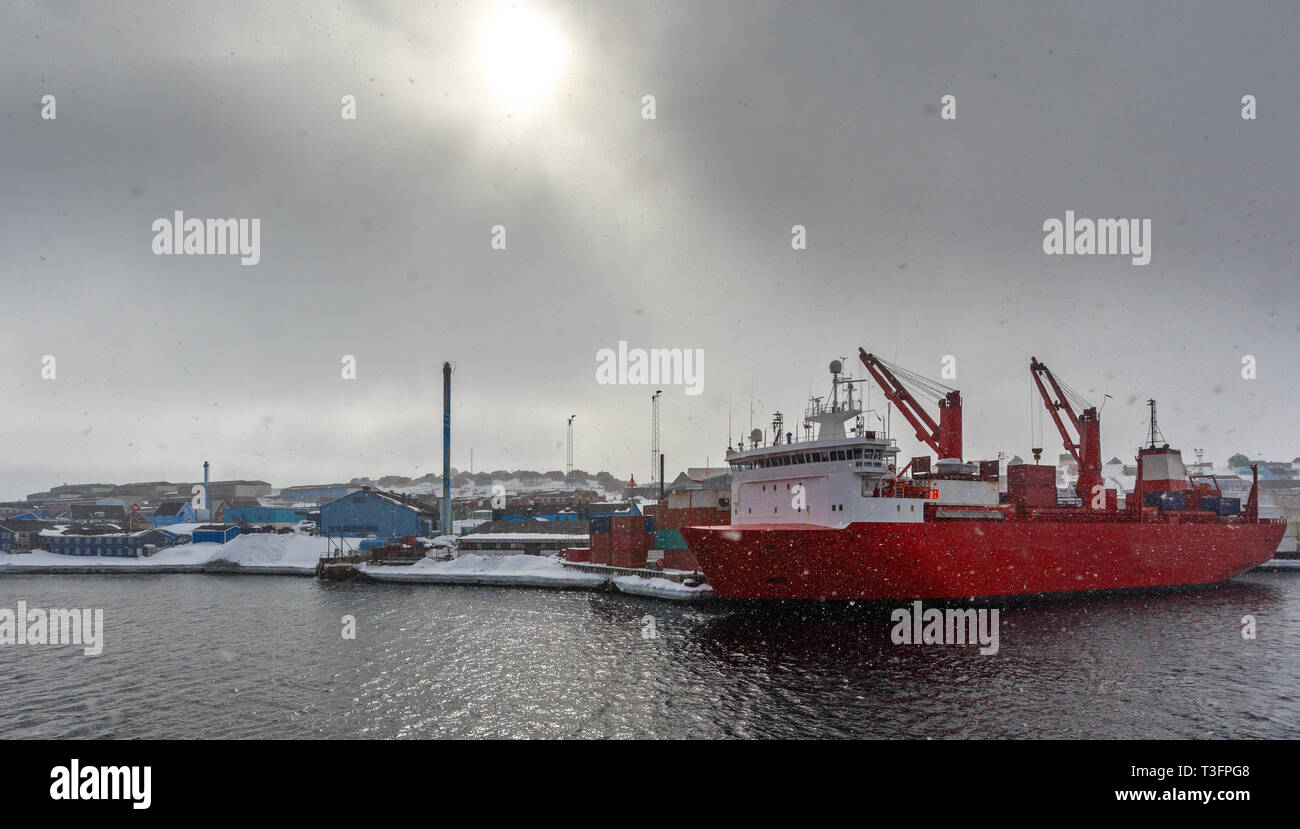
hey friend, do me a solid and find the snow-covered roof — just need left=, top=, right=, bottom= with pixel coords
left=39, top=525, right=164, bottom=538
left=460, top=532, right=589, bottom=542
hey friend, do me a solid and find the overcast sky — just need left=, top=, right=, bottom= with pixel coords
left=1, top=1, right=1297, bottom=497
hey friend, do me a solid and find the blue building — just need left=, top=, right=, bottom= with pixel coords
left=192, top=524, right=241, bottom=544
left=319, top=488, right=437, bottom=539
left=150, top=500, right=197, bottom=527
left=0, top=520, right=53, bottom=552
left=224, top=505, right=312, bottom=527
left=41, top=526, right=173, bottom=558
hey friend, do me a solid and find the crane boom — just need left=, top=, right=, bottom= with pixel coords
left=1029, top=356, right=1102, bottom=505
left=858, top=348, right=963, bottom=460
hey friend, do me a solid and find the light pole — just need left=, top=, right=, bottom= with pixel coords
left=566, top=415, right=576, bottom=490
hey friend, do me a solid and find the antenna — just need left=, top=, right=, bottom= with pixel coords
left=1145, top=398, right=1166, bottom=449
left=727, top=381, right=733, bottom=452
left=650, top=390, right=663, bottom=483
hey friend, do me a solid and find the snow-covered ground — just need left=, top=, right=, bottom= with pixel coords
left=359, top=553, right=607, bottom=588
left=0, top=532, right=351, bottom=575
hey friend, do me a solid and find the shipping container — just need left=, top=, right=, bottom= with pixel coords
left=610, top=515, right=644, bottom=534
left=1007, top=464, right=1056, bottom=486
left=610, top=550, right=647, bottom=568
left=589, top=515, right=611, bottom=534
left=1199, top=496, right=1221, bottom=513
left=1219, top=497, right=1241, bottom=516
left=589, top=532, right=611, bottom=553
left=654, top=528, right=690, bottom=550
left=611, top=533, right=650, bottom=553
left=1143, top=491, right=1187, bottom=511
left=1012, top=485, right=1056, bottom=508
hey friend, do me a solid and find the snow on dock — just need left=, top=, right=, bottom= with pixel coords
left=0, top=533, right=340, bottom=576
left=358, top=553, right=607, bottom=589
left=360, top=554, right=713, bottom=601
left=612, top=574, right=715, bottom=601
left=0, top=537, right=715, bottom=602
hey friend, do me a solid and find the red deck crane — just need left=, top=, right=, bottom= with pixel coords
left=1029, top=357, right=1103, bottom=506
left=858, top=348, right=962, bottom=461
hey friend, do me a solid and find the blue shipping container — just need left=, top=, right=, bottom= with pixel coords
left=589, top=516, right=611, bottom=534
left=1199, top=496, right=1220, bottom=513
left=1144, top=491, right=1186, bottom=510
left=1218, top=498, right=1241, bottom=516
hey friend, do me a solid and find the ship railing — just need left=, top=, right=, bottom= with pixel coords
left=743, top=431, right=896, bottom=450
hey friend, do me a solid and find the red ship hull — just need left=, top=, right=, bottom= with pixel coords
left=680, top=520, right=1286, bottom=600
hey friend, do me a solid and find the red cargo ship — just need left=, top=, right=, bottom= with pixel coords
left=681, top=350, right=1286, bottom=600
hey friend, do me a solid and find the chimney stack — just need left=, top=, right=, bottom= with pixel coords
left=441, top=362, right=452, bottom=536
left=201, top=461, right=211, bottom=521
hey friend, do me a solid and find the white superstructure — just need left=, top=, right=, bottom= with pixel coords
left=725, top=361, right=924, bottom=528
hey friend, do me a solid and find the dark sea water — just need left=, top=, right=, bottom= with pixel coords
left=1, top=572, right=1297, bottom=739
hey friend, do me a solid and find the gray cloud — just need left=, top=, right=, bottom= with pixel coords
left=1, top=0, right=1297, bottom=496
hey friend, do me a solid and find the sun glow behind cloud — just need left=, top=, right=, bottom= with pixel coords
left=478, top=4, right=568, bottom=114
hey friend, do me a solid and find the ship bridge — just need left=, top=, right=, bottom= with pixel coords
left=724, top=360, right=923, bottom=529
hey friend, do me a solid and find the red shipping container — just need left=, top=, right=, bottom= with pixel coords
left=590, top=546, right=612, bottom=565
left=589, top=532, right=611, bottom=552
left=1012, top=485, right=1056, bottom=508
left=610, top=515, right=644, bottom=534
left=662, top=549, right=701, bottom=571
left=1007, top=464, right=1055, bottom=486
left=611, top=550, right=647, bottom=568
left=680, top=507, right=728, bottom=527
left=562, top=547, right=590, bottom=562
left=611, top=533, right=650, bottom=553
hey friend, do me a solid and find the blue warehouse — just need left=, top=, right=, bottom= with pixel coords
left=319, top=488, right=437, bottom=540
left=224, top=505, right=312, bottom=528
